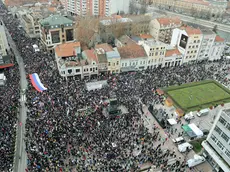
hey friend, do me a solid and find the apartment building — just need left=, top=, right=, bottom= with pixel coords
left=202, top=108, right=230, bottom=172
left=209, top=35, right=225, bottom=61
left=149, top=0, right=226, bottom=18
left=142, top=40, right=167, bottom=69
left=61, top=0, right=129, bottom=17
left=171, top=25, right=202, bottom=63
left=150, top=17, right=182, bottom=44
left=197, top=29, right=216, bottom=61
left=40, top=15, right=75, bottom=53
left=0, top=20, right=10, bottom=56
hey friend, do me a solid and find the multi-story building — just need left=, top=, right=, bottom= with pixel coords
left=163, top=47, right=183, bottom=67
left=209, top=35, right=225, bottom=61
left=142, top=40, right=167, bottom=69
left=149, top=0, right=226, bottom=18
left=95, top=43, right=121, bottom=74
left=0, top=21, right=10, bottom=56
left=40, top=15, right=75, bottom=53
left=95, top=48, right=108, bottom=74
left=61, top=0, right=130, bottom=17
left=150, top=17, right=182, bottom=44
left=55, top=42, right=82, bottom=78
left=202, top=108, right=230, bottom=172
left=197, top=29, right=216, bottom=61
left=171, top=25, right=202, bottom=63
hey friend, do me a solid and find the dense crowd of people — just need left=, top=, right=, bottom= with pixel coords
left=1, top=1, right=230, bottom=171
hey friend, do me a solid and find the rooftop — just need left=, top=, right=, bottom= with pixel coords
left=215, top=35, right=225, bottom=42
left=180, top=25, right=202, bottom=35
left=55, top=42, right=80, bottom=57
left=182, top=0, right=210, bottom=6
left=117, top=35, right=137, bottom=46
left=82, top=49, right=98, bottom=64
left=40, top=15, right=73, bottom=27
left=165, top=48, right=182, bottom=57
left=157, top=17, right=181, bottom=26
left=100, top=18, right=132, bottom=26
left=106, top=50, right=120, bottom=59
left=143, top=40, right=166, bottom=47
left=139, top=34, right=153, bottom=39
left=95, top=43, right=114, bottom=52
left=118, top=44, right=147, bottom=59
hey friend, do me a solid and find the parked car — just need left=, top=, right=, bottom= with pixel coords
left=186, top=154, right=206, bottom=167
left=178, top=142, right=193, bottom=153
left=172, top=137, right=185, bottom=144
left=197, top=108, right=209, bottom=117
left=184, top=112, right=195, bottom=120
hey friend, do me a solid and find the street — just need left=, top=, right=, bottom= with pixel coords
left=4, top=23, right=28, bottom=172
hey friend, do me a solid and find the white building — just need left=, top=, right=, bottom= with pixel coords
left=202, top=108, right=230, bottom=172
left=0, top=20, right=10, bottom=56
left=197, top=29, right=216, bottom=61
left=171, top=26, right=202, bottom=64
left=209, top=35, right=225, bottom=61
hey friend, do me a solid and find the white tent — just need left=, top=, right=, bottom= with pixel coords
left=167, top=118, right=177, bottom=125
left=188, top=123, right=203, bottom=138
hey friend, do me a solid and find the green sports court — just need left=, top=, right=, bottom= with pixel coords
left=163, top=80, right=230, bottom=113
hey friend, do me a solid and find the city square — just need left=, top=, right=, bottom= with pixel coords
left=0, top=0, right=230, bottom=172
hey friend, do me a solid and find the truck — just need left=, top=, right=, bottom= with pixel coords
left=196, top=108, right=209, bottom=117
left=178, top=142, right=193, bottom=153
left=186, top=154, right=206, bottom=167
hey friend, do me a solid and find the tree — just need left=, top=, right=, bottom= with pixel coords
left=140, top=4, right=147, bottom=14
left=212, top=25, right=218, bottom=33
left=75, top=16, right=99, bottom=48
left=129, top=0, right=138, bottom=14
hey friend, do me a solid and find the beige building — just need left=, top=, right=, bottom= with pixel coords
left=150, top=0, right=226, bottom=18
left=171, top=25, right=202, bottom=63
left=95, top=43, right=121, bottom=74
left=150, top=17, right=182, bottom=44
left=142, top=40, right=167, bottom=69
left=40, top=15, right=75, bottom=53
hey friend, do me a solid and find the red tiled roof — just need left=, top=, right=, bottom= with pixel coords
left=139, top=34, right=153, bottom=39
left=181, top=25, right=202, bottom=35
left=157, top=17, right=181, bottom=26
left=118, top=44, right=147, bottom=59
left=215, top=35, right=225, bottom=42
left=95, top=43, right=113, bottom=52
left=55, top=42, right=80, bottom=57
left=0, top=63, right=14, bottom=69
left=83, top=49, right=98, bottom=64
left=165, top=48, right=181, bottom=57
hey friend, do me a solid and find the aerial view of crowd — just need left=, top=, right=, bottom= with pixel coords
left=1, top=1, right=230, bottom=171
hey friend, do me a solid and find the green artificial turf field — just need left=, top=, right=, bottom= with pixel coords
left=163, top=80, right=230, bottom=112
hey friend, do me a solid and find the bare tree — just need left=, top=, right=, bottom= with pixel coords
left=75, top=16, right=99, bottom=48
left=129, top=0, right=139, bottom=14
left=140, top=4, right=147, bottom=14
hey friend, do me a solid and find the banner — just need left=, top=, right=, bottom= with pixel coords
left=29, top=73, right=47, bottom=92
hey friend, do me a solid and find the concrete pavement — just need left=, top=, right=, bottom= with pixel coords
left=4, top=24, right=28, bottom=172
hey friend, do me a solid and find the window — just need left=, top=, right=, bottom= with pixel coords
left=197, top=40, right=200, bottom=43
left=192, top=46, right=195, bottom=48
left=122, top=63, right=124, bottom=67
left=194, top=40, right=196, bottom=43
left=225, top=150, right=230, bottom=159
left=150, top=48, right=152, bottom=51
left=143, top=61, right=145, bottom=64
left=194, top=50, right=197, bottom=53
left=189, top=46, right=191, bottom=48
left=156, top=48, right=159, bottom=50
left=96, top=67, right=97, bottom=70
left=116, top=61, right=119, bottom=65
left=217, top=141, right=224, bottom=150
left=140, top=61, right=142, bottom=65
left=219, top=116, right=227, bottom=126
left=226, top=123, right=230, bottom=131
left=68, top=69, right=72, bottom=74
left=221, top=132, right=229, bottom=142
left=90, top=68, right=92, bottom=71
left=191, top=51, right=193, bottom=53
left=211, top=134, right=218, bottom=143
left=196, top=45, right=198, bottom=48
left=214, top=126, right=222, bottom=135
left=148, top=60, right=150, bottom=64
left=76, top=69, right=80, bottom=73
left=113, top=63, right=115, bottom=66
left=155, top=52, right=158, bottom=56
left=61, top=71, right=65, bottom=75
left=187, top=51, right=190, bottom=54
left=108, top=62, right=111, bottom=66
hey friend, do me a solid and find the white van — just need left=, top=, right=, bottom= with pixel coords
left=172, top=137, right=185, bottom=144
left=184, top=112, right=195, bottom=120
left=32, top=44, right=40, bottom=52
left=186, top=154, right=206, bottom=167
left=178, top=142, right=193, bottom=153
left=197, top=108, right=209, bottom=117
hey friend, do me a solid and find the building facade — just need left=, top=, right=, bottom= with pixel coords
left=171, top=26, right=202, bottom=63
left=163, top=47, right=183, bottom=67
left=61, top=0, right=129, bottom=17
left=40, top=15, right=75, bottom=53
left=0, top=21, right=10, bottom=56
left=142, top=40, right=167, bottom=69
left=202, top=108, right=230, bottom=172
left=197, top=29, right=216, bottom=61
left=209, top=35, right=225, bottom=61
left=150, top=17, right=182, bottom=44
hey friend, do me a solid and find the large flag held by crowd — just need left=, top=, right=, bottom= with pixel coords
left=29, top=73, right=47, bottom=92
